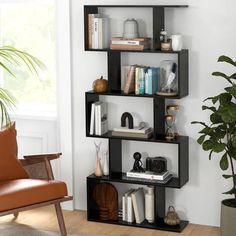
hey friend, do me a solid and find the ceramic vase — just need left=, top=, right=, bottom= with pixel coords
left=95, top=158, right=103, bottom=177
left=171, top=34, right=183, bottom=51
left=145, top=186, right=155, bottom=223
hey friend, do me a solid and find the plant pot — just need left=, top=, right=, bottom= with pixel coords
left=221, top=199, right=236, bottom=236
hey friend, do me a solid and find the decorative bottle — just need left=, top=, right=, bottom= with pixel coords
left=145, top=186, right=155, bottom=223
left=103, top=150, right=109, bottom=176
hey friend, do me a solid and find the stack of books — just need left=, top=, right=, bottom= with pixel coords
left=126, top=170, right=172, bottom=184
left=110, top=37, right=151, bottom=51
left=88, top=14, right=109, bottom=49
left=122, top=188, right=145, bottom=224
left=90, top=101, right=108, bottom=135
left=122, top=65, right=159, bottom=95
left=112, top=126, right=153, bottom=139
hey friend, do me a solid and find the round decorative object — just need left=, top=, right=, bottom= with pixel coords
left=151, top=157, right=167, bottom=173
left=164, top=206, right=180, bottom=226
left=93, top=76, right=108, bottom=93
left=123, top=18, right=139, bottom=39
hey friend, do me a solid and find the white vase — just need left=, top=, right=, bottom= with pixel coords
left=103, top=152, right=109, bottom=176
left=171, top=34, right=183, bottom=51
left=145, top=186, right=155, bottom=223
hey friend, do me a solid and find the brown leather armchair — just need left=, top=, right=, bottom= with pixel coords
left=0, top=123, right=73, bottom=236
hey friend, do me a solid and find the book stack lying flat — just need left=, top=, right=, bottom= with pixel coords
left=110, top=37, right=151, bottom=51
left=112, top=126, right=153, bottom=139
left=126, top=170, right=172, bottom=184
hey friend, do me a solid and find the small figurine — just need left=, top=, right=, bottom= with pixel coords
left=132, top=152, right=145, bottom=172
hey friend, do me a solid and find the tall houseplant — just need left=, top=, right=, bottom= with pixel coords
left=0, top=46, right=43, bottom=128
left=192, top=55, right=236, bottom=236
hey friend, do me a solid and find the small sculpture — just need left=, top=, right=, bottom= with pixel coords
left=164, top=206, right=180, bottom=226
left=121, top=112, right=134, bottom=129
left=132, top=152, right=145, bottom=172
left=94, top=141, right=103, bottom=177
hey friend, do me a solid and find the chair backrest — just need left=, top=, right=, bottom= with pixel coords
left=0, top=122, right=28, bottom=181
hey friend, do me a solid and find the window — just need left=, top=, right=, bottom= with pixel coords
left=0, top=0, right=56, bottom=116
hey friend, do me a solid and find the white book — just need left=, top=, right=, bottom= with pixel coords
left=113, top=126, right=152, bottom=134
left=111, top=40, right=141, bottom=45
left=95, top=102, right=108, bottom=135
left=89, top=103, right=95, bottom=135
left=122, top=196, right=126, bottom=221
left=92, top=17, right=99, bottom=49
left=123, top=189, right=134, bottom=222
left=94, top=101, right=102, bottom=135
left=126, top=171, right=170, bottom=181
left=127, top=191, right=135, bottom=223
left=131, top=188, right=145, bottom=224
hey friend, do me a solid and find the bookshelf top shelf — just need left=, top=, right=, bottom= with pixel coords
left=84, top=5, right=188, bottom=8
left=85, top=49, right=188, bottom=54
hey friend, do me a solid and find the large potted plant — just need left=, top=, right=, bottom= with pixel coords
left=0, top=46, right=43, bottom=128
left=192, top=55, right=236, bottom=236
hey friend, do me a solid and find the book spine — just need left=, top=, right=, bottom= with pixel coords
left=93, top=18, right=99, bottom=49
left=98, top=18, right=103, bottom=49
left=148, top=69, right=153, bottom=95
left=89, top=103, right=95, bottom=135
left=111, top=40, right=141, bottom=45
left=145, top=72, right=149, bottom=94
left=95, top=104, right=99, bottom=135
left=139, top=68, right=145, bottom=95
left=110, top=44, right=145, bottom=50
left=124, top=66, right=135, bottom=94
left=127, top=196, right=134, bottom=223
left=126, top=171, right=168, bottom=180
left=153, top=68, right=159, bottom=93
left=88, top=14, right=93, bottom=49
left=135, top=67, right=140, bottom=95
left=122, top=196, right=126, bottom=221
left=131, top=193, right=140, bottom=223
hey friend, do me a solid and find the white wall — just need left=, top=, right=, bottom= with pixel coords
left=71, top=0, right=236, bottom=226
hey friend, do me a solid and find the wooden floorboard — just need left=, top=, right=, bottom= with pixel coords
left=0, top=206, right=220, bottom=236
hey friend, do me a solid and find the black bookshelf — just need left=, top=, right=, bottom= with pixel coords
left=84, top=4, right=189, bottom=233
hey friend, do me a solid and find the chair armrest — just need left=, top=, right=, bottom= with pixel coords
left=20, top=153, right=61, bottom=180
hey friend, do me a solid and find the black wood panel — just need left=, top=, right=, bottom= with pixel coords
left=178, top=50, right=189, bottom=98
left=178, top=136, right=189, bottom=187
left=155, top=187, right=165, bottom=218
left=109, top=139, right=122, bottom=177
left=153, top=7, right=164, bottom=50
left=153, top=96, right=165, bottom=136
left=108, top=51, right=121, bottom=92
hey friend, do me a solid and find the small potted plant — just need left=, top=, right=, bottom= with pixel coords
left=192, top=55, right=236, bottom=236
left=160, top=29, right=171, bottom=51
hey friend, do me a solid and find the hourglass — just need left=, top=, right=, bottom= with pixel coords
left=167, top=105, right=179, bottom=137
left=165, top=114, right=175, bottom=140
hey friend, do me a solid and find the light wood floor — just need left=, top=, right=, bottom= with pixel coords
left=0, top=206, right=220, bottom=236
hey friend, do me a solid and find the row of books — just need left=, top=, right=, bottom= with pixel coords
left=110, top=37, right=151, bottom=51
left=89, top=101, right=108, bottom=135
left=88, top=14, right=109, bottom=49
left=122, top=188, right=145, bottom=224
left=122, top=65, right=159, bottom=95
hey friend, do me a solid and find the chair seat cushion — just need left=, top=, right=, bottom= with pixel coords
left=0, top=123, right=28, bottom=181
left=0, top=179, right=68, bottom=212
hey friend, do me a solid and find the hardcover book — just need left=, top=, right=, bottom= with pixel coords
left=131, top=188, right=145, bottom=224
left=123, top=65, right=136, bottom=94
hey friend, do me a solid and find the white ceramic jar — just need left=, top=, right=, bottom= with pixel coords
left=171, top=34, right=183, bottom=51
left=123, top=18, right=139, bottom=39
left=145, top=186, right=155, bottom=223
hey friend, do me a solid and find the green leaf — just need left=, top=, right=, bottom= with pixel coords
left=220, top=153, right=229, bottom=170
left=225, top=86, right=236, bottom=98
left=209, top=150, right=213, bottom=160
left=212, top=71, right=233, bottom=84
left=223, top=187, right=236, bottom=195
left=222, top=174, right=236, bottom=180
left=210, top=113, right=223, bottom=124
left=212, top=143, right=226, bottom=153
left=232, top=137, right=236, bottom=148
left=197, top=135, right=205, bottom=145
left=202, top=105, right=216, bottom=112
left=219, top=93, right=232, bottom=105
left=202, top=140, right=213, bottom=151
left=199, top=127, right=212, bottom=135
left=191, top=121, right=208, bottom=127
left=230, top=73, right=236, bottom=80
left=203, top=96, right=219, bottom=104
left=218, top=55, right=236, bottom=67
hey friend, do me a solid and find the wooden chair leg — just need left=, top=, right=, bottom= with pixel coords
left=54, top=203, right=67, bottom=236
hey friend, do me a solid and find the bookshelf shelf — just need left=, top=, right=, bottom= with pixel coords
left=84, top=4, right=189, bottom=233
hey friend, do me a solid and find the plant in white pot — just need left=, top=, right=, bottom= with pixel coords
left=0, top=46, right=43, bottom=128
left=192, top=55, right=236, bottom=236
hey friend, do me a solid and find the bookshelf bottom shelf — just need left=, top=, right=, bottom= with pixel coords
left=87, top=217, right=189, bottom=233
